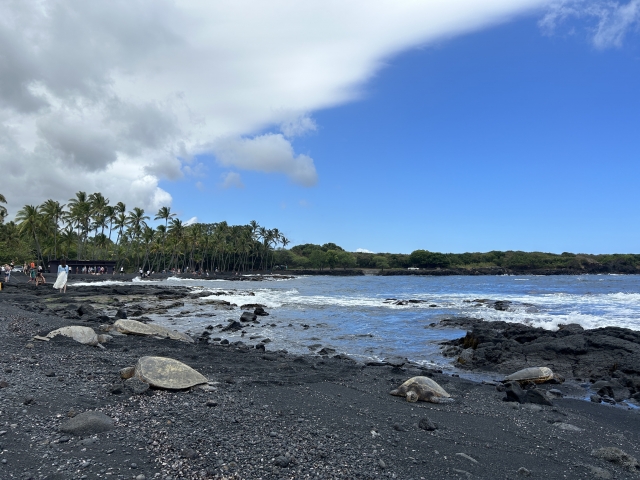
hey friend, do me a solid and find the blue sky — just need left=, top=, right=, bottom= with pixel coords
left=165, top=13, right=640, bottom=254
left=3, top=1, right=639, bottom=254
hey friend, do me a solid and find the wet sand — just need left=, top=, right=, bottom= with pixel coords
left=1, top=275, right=639, bottom=479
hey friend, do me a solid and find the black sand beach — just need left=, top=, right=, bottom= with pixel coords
left=1, top=274, right=640, bottom=479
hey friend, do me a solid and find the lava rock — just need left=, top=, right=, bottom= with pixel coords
left=59, top=411, right=114, bottom=436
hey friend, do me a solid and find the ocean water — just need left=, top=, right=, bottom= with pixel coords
left=70, top=274, right=640, bottom=369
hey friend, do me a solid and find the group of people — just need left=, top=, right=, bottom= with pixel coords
left=0, top=259, right=69, bottom=293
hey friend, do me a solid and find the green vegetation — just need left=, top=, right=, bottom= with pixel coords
left=0, top=191, right=288, bottom=273
left=277, top=245, right=640, bottom=273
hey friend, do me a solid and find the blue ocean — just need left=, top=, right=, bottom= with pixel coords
left=71, top=274, right=640, bottom=371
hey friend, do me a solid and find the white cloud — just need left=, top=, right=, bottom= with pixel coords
left=220, top=172, right=244, bottom=190
left=356, top=248, right=375, bottom=253
left=212, top=134, right=317, bottom=186
left=0, top=0, right=552, bottom=216
left=280, top=114, right=317, bottom=138
left=540, top=0, right=640, bottom=48
left=184, top=216, right=198, bottom=226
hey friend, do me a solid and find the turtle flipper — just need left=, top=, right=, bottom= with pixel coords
left=431, top=396, right=455, bottom=404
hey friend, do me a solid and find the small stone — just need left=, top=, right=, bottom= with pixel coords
left=136, top=475, right=146, bottom=480
left=59, top=411, right=114, bottom=436
left=554, top=423, right=582, bottom=432
left=590, top=394, right=602, bottom=403
left=181, top=448, right=198, bottom=459
left=378, top=459, right=386, bottom=469
left=130, top=462, right=138, bottom=469
left=25, top=343, right=34, bottom=349
left=45, top=371, right=56, bottom=377
left=274, top=456, right=290, bottom=468
left=418, top=417, right=437, bottom=431
left=205, top=400, right=218, bottom=407
left=23, top=396, right=35, bottom=405
left=517, top=467, right=531, bottom=476
left=58, top=436, right=70, bottom=443
left=0, top=381, right=8, bottom=388
left=591, top=447, right=639, bottom=472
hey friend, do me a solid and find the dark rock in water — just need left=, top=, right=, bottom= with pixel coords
left=493, top=300, right=511, bottom=311
left=220, top=339, right=230, bottom=345
left=240, top=311, right=257, bottom=323
left=59, top=411, right=114, bottom=436
left=255, top=343, right=265, bottom=351
left=440, top=317, right=640, bottom=382
left=222, top=320, right=243, bottom=332
left=590, top=394, right=602, bottom=403
left=254, top=306, right=269, bottom=316
left=418, top=417, right=438, bottom=431
left=240, top=303, right=265, bottom=310
left=125, top=377, right=150, bottom=395
left=205, top=325, right=214, bottom=330
left=115, top=308, right=127, bottom=319
left=317, top=347, right=336, bottom=356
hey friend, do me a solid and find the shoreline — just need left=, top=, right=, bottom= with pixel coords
left=1, top=278, right=640, bottom=478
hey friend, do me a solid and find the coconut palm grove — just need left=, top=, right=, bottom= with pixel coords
left=0, top=191, right=291, bottom=273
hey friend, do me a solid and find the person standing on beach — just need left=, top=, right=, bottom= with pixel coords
left=3, top=264, right=10, bottom=282
left=53, top=259, right=69, bottom=293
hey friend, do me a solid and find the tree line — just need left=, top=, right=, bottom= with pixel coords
left=3, top=192, right=638, bottom=273
left=272, top=244, right=640, bottom=272
left=0, top=191, right=288, bottom=273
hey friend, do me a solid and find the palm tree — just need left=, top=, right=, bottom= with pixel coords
left=167, top=218, right=184, bottom=270
left=66, top=191, right=92, bottom=259
left=41, top=200, right=65, bottom=259
left=16, top=205, right=44, bottom=265
left=0, top=193, right=7, bottom=224
left=155, top=206, right=175, bottom=270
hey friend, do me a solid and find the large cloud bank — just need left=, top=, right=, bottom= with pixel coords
left=1, top=0, right=558, bottom=214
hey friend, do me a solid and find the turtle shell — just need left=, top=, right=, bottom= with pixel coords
left=503, top=366, right=555, bottom=384
left=390, top=376, right=451, bottom=399
left=134, top=356, right=207, bottom=390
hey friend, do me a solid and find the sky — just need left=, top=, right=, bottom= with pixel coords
left=1, top=0, right=640, bottom=254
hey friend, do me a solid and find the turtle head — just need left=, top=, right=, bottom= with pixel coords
left=552, top=373, right=565, bottom=384
left=405, top=391, right=419, bottom=403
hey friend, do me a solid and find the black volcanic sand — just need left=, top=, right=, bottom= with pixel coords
left=1, top=278, right=640, bottom=479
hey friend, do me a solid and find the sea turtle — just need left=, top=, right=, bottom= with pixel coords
left=390, top=376, right=454, bottom=403
left=44, top=326, right=111, bottom=347
left=120, top=356, right=207, bottom=390
left=113, top=319, right=194, bottom=343
left=502, top=367, right=564, bottom=385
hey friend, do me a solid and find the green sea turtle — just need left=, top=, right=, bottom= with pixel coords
left=120, top=356, right=207, bottom=390
left=502, top=367, right=564, bottom=385
left=390, top=376, right=454, bottom=403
